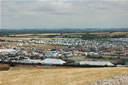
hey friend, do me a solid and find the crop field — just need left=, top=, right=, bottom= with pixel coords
left=9, top=34, right=33, bottom=37
left=1, top=67, right=128, bottom=85
left=0, top=37, right=77, bottom=41
left=110, top=32, right=128, bottom=36
left=0, top=37, right=52, bottom=40
left=0, top=32, right=128, bottom=41
left=8, top=32, right=128, bottom=36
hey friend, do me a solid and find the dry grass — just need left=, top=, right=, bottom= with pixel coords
left=1, top=67, right=128, bottom=85
left=38, top=33, right=60, bottom=35
left=0, top=37, right=77, bottom=41
left=9, top=34, right=33, bottom=37
left=110, top=32, right=128, bottom=36
left=68, top=56, right=86, bottom=61
left=90, top=32, right=110, bottom=35
left=0, top=64, right=9, bottom=71
left=0, top=37, right=52, bottom=40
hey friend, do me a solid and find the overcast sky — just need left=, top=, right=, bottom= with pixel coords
left=1, top=0, right=128, bottom=29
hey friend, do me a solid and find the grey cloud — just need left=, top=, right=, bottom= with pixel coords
left=2, top=0, right=73, bottom=16
left=1, top=0, right=128, bottom=29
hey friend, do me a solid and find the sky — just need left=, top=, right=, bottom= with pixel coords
left=1, top=0, right=128, bottom=29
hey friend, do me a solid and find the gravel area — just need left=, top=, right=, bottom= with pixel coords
left=89, top=74, right=128, bottom=85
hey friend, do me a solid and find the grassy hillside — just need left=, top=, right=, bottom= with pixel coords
left=1, top=67, right=128, bottom=85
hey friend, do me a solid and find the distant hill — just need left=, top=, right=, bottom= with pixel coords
left=0, top=28, right=128, bottom=33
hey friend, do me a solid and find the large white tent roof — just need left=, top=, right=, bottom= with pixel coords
left=0, top=49, right=17, bottom=53
left=41, top=58, right=66, bottom=65
left=79, top=61, right=114, bottom=66
left=20, top=59, right=42, bottom=64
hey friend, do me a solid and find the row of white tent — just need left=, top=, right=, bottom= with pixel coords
left=19, top=58, right=66, bottom=65
left=0, top=49, right=18, bottom=54
left=79, top=61, right=114, bottom=66
left=18, top=58, right=114, bottom=66
left=28, top=39, right=128, bottom=49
